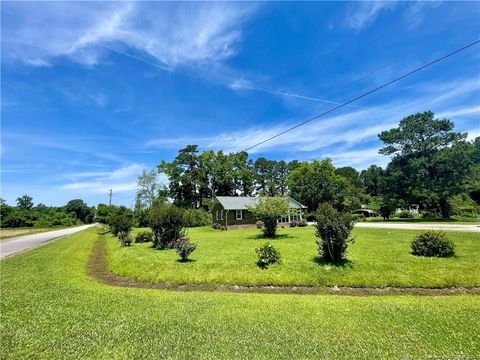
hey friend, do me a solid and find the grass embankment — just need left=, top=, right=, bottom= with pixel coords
left=1, top=227, right=479, bottom=358
left=107, top=226, right=480, bottom=288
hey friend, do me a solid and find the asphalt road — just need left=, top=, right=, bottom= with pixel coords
left=355, top=222, right=480, bottom=232
left=0, top=224, right=96, bottom=260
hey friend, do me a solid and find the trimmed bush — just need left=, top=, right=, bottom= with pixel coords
left=118, top=231, right=132, bottom=247
left=110, top=213, right=133, bottom=246
left=212, top=223, right=227, bottom=231
left=398, top=210, right=414, bottom=219
left=135, top=230, right=153, bottom=243
left=148, top=205, right=186, bottom=250
left=298, top=218, right=308, bottom=227
left=174, top=236, right=197, bottom=262
left=411, top=231, right=455, bottom=257
left=255, top=243, right=281, bottom=269
left=315, top=203, right=356, bottom=263
left=184, top=208, right=211, bottom=227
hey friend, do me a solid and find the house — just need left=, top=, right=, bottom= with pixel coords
left=212, top=196, right=307, bottom=227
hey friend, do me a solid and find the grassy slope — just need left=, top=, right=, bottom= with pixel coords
left=1, top=227, right=479, bottom=359
left=107, top=226, right=480, bottom=287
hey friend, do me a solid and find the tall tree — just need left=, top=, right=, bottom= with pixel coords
left=360, top=165, right=384, bottom=196
left=159, top=145, right=202, bottom=208
left=16, top=195, right=33, bottom=210
left=136, top=169, right=162, bottom=208
left=65, top=199, right=94, bottom=223
left=233, top=151, right=254, bottom=196
left=379, top=111, right=474, bottom=218
left=288, top=159, right=346, bottom=212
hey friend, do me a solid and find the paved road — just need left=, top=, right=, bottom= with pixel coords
left=0, top=224, right=96, bottom=260
left=355, top=222, right=480, bottom=232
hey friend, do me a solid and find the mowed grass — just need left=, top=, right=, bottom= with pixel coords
left=1, top=227, right=480, bottom=359
left=107, top=226, right=480, bottom=287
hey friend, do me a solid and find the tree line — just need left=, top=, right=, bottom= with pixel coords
left=137, top=111, right=479, bottom=219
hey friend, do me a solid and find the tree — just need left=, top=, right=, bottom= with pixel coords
left=247, top=197, right=289, bottom=237
left=233, top=152, right=254, bottom=196
left=254, top=157, right=276, bottom=196
left=315, top=203, right=356, bottom=263
left=136, top=169, right=162, bottom=208
left=16, top=195, right=33, bottom=211
left=65, top=199, right=94, bottom=223
left=360, top=165, right=384, bottom=196
left=379, top=111, right=474, bottom=219
left=288, top=159, right=346, bottom=212
left=159, top=145, right=202, bottom=208
left=148, top=205, right=186, bottom=249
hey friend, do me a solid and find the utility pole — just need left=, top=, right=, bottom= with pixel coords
left=109, top=189, right=112, bottom=206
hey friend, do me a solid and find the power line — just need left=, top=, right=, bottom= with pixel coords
left=242, top=39, right=480, bottom=152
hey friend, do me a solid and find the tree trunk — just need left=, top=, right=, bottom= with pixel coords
left=439, top=198, right=450, bottom=219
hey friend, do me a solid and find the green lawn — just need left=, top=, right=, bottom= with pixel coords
left=106, top=226, right=480, bottom=288
left=1, top=227, right=479, bottom=359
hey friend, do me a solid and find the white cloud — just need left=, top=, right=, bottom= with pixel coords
left=344, top=1, right=398, bottom=30
left=61, top=163, right=144, bottom=195
left=3, top=2, right=255, bottom=68
left=146, top=77, right=480, bottom=158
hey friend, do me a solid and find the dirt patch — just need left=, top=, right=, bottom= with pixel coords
left=88, top=235, right=480, bottom=296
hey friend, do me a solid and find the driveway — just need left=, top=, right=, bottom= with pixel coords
left=355, top=222, right=480, bottom=232
left=1, top=224, right=97, bottom=260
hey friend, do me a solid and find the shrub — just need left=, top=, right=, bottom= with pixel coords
left=183, top=208, right=211, bottom=227
left=315, top=203, right=356, bottom=263
left=379, top=204, right=395, bottom=220
left=411, top=231, right=455, bottom=257
left=289, top=221, right=297, bottom=227
left=398, top=210, right=414, bottom=219
left=135, top=230, right=153, bottom=243
left=212, top=222, right=227, bottom=230
left=174, top=236, right=197, bottom=262
left=110, top=213, right=133, bottom=246
left=248, top=197, right=289, bottom=238
left=298, top=218, right=308, bottom=227
left=149, top=205, right=186, bottom=250
left=256, top=220, right=264, bottom=229
left=118, top=231, right=132, bottom=247
left=255, top=243, right=281, bottom=269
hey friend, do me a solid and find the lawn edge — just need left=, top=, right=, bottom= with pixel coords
left=88, top=235, right=480, bottom=296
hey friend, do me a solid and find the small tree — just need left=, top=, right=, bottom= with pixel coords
left=148, top=205, right=186, bottom=249
left=110, top=213, right=133, bottom=246
left=248, top=197, right=289, bottom=237
left=174, top=236, right=197, bottom=262
left=379, top=199, right=396, bottom=220
left=315, top=203, right=356, bottom=263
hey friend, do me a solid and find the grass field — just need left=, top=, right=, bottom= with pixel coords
left=1, top=227, right=479, bottom=359
left=106, top=226, right=480, bottom=288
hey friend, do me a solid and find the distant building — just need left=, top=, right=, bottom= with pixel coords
left=212, top=196, right=307, bottom=228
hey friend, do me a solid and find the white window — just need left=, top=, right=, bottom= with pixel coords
left=236, top=210, right=243, bottom=220
left=216, top=211, right=219, bottom=221
left=221, top=211, right=224, bottom=220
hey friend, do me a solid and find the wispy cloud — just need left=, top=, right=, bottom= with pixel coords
left=146, top=77, right=480, bottom=162
left=344, top=1, right=398, bottom=31
left=61, top=163, right=143, bottom=194
left=3, top=2, right=256, bottom=68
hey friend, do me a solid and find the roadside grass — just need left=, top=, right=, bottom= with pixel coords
left=0, top=228, right=53, bottom=240
left=107, top=226, right=480, bottom=287
left=1, top=227, right=479, bottom=359
left=360, top=217, right=478, bottom=224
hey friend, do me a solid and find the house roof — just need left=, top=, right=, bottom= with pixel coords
left=215, top=196, right=306, bottom=210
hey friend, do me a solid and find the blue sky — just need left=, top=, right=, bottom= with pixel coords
left=2, top=1, right=479, bottom=207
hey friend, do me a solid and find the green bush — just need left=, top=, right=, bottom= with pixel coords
left=315, top=203, right=356, bottom=263
left=149, top=205, right=186, bottom=250
left=411, top=231, right=455, bottom=257
left=255, top=243, right=281, bottom=269
left=289, top=221, right=297, bottom=227
left=174, top=236, right=197, bottom=262
left=183, top=208, right=211, bottom=227
left=118, top=231, right=132, bottom=247
left=298, top=218, right=307, bottom=227
left=110, top=213, right=133, bottom=237
left=134, top=230, right=153, bottom=243
left=212, top=223, right=227, bottom=230
left=398, top=210, right=414, bottom=219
